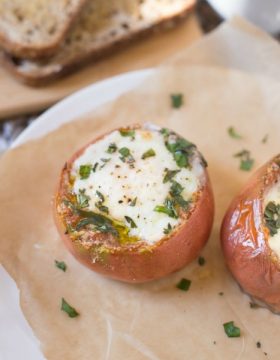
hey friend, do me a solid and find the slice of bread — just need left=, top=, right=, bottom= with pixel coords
left=0, top=0, right=88, bottom=59
left=0, top=0, right=195, bottom=86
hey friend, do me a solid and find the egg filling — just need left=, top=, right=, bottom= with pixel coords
left=65, top=125, right=205, bottom=245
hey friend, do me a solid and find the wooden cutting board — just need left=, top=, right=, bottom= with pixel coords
left=0, top=14, right=202, bottom=120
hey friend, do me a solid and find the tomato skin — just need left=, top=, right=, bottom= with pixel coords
left=221, top=155, right=280, bottom=312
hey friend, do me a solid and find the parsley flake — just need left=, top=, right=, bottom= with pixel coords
left=92, top=162, right=98, bottom=172
left=119, top=147, right=135, bottom=165
left=163, top=169, right=180, bottom=183
left=262, top=134, right=269, bottom=144
left=160, top=128, right=171, bottom=136
left=166, top=137, right=195, bottom=169
left=234, top=149, right=254, bottom=171
left=223, top=321, right=240, bottom=338
left=163, top=223, right=172, bottom=235
left=171, top=93, right=183, bottom=109
left=119, top=147, right=130, bottom=157
left=119, top=128, right=135, bottom=138
left=141, top=149, right=156, bottom=160
left=129, top=197, right=137, bottom=207
left=55, top=260, right=67, bottom=272
left=77, top=189, right=90, bottom=208
left=228, top=126, right=243, bottom=139
left=198, top=256, right=205, bottom=266
left=95, top=191, right=109, bottom=214
left=95, top=203, right=109, bottom=214
left=169, top=181, right=190, bottom=210
left=169, top=180, right=184, bottom=197
left=154, top=198, right=178, bottom=219
left=96, top=190, right=105, bottom=202
left=100, top=158, right=111, bottom=169
left=75, top=210, right=118, bottom=237
left=107, top=143, right=117, bottom=153
left=61, top=298, right=79, bottom=318
left=79, top=164, right=92, bottom=179
left=176, top=278, right=191, bottom=291
left=124, top=216, right=137, bottom=228
left=264, top=201, right=280, bottom=236
left=249, top=302, right=259, bottom=309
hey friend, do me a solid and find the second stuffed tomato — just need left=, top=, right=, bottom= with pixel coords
left=221, top=155, right=280, bottom=312
left=54, top=124, right=214, bottom=283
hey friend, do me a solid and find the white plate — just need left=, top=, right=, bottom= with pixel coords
left=0, top=69, right=153, bottom=360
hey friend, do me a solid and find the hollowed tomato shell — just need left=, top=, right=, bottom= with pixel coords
left=54, top=127, right=214, bottom=283
left=221, top=155, right=280, bottom=312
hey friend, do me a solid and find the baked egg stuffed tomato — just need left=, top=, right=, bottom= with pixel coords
left=221, top=155, right=280, bottom=312
left=54, top=124, right=214, bottom=283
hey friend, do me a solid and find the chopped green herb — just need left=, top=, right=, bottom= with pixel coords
left=165, top=137, right=195, bottom=169
left=168, top=180, right=190, bottom=210
left=55, top=260, right=67, bottom=272
left=79, top=164, right=92, bottom=179
left=160, top=128, right=171, bottom=137
left=119, top=147, right=130, bottom=157
left=223, top=321, right=241, bottom=338
left=262, top=134, right=268, bottom=144
left=171, top=93, right=183, bottom=109
left=154, top=198, right=178, bottom=219
left=163, top=223, right=172, bottom=235
left=77, top=189, right=90, bottom=208
left=100, top=158, right=111, bottom=169
left=249, top=302, right=259, bottom=309
left=119, top=128, right=135, bottom=138
left=124, top=216, right=137, bottom=228
left=176, top=278, right=191, bottom=291
left=228, top=126, right=243, bottom=139
left=169, top=181, right=184, bottom=197
left=129, top=197, right=137, bottom=207
left=92, top=162, right=98, bottom=172
left=119, top=147, right=135, bottom=165
left=107, top=143, right=117, bottom=153
left=234, top=149, right=254, bottom=171
left=175, top=152, right=188, bottom=167
left=95, top=191, right=109, bottom=214
left=63, top=199, right=75, bottom=211
left=198, top=256, right=205, bottom=266
left=95, top=203, right=109, bottom=214
left=173, top=195, right=190, bottom=210
left=264, top=201, right=280, bottom=236
left=75, top=209, right=118, bottom=237
left=96, top=190, right=105, bottom=203
left=61, top=298, right=79, bottom=318
left=163, top=169, right=180, bottom=183
left=141, top=148, right=156, bottom=160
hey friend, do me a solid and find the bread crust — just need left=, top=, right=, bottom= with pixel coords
left=0, top=0, right=88, bottom=60
left=0, top=2, right=195, bottom=86
left=221, top=155, right=280, bottom=313
left=53, top=125, right=214, bottom=283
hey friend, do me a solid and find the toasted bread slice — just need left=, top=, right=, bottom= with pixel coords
left=0, top=0, right=88, bottom=59
left=0, top=0, right=195, bottom=86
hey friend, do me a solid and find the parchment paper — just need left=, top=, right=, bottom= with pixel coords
left=1, top=19, right=280, bottom=360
